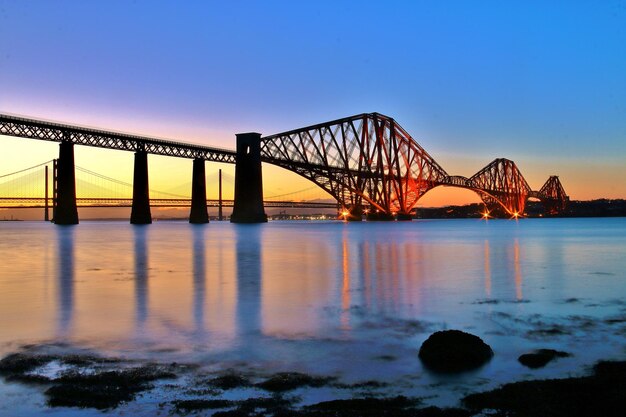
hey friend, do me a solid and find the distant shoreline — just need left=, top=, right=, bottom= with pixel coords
left=416, top=199, right=626, bottom=219
left=1, top=199, right=624, bottom=221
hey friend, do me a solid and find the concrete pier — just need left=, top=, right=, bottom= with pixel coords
left=218, top=169, right=223, bottom=221
left=231, top=133, right=267, bottom=223
left=53, top=141, right=79, bottom=225
left=366, top=211, right=395, bottom=221
left=189, top=158, right=209, bottom=224
left=130, top=150, right=152, bottom=224
left=44, top=165, right=50, bottom=221
left=344, top=205, right=363, bottom=221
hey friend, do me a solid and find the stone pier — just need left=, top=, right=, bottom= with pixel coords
left=189, top=158, right=209, bottom=224
left=130, top=150, right=152, bottom=224
left=230, top=133, right=267, bottom=223
left=53, top=141, right=79, bottom=225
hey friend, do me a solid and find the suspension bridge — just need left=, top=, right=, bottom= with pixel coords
left=0, top=112, right=568, bottom=224
left=0, top=160, right=337, bottom=218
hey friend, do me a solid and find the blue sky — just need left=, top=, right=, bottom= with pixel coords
left=1, top=0, right=625, bottom=200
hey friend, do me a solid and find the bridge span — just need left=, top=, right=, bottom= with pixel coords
left=0, top=112, right=568, bottom=224
left=0, top=197, right=336, bottom=210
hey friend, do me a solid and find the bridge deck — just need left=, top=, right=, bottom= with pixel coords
left=0, top=197, right=337, bottom=209
left=0, top=114, right=237, bottom=163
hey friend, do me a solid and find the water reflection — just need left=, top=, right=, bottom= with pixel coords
left=359, top=240, right=371, bottom=309
left=235, top=225, right=262, bottom=336
left=133, top=226, right=149, bottom=331
left=56, top=226, right=75, bottom=336
left=336, top=233, right=433, bottom=322
left=340, top=231, right=351, bottom=330
left=372, top=241, right=404, bottom=315
left=542, top=236, right=566, bottom=299
left=484, top=240, right=491, bottom=297
left=2, top=219, right=625, bottom=408
left=513, top=239, right=523, bottom=300
left=482, top=237, right=525, bottom=300
left=192, top=225, right=206, bottom=332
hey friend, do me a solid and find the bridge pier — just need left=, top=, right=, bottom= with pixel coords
left=44, top=165, right=50, bottom=221
left=343, top=205, right=363, bottom=221
left=231, top=133, right=267, bottom=223
left=189, top=158, right=209, bottom=223
left=130, top=150, right=152, bottom=224
left=541, top=199, right=563, bottom=216
left=366, top=210, right=395, bottom=221
left=396, top=212, right=413, bottom=221
left=53, top=141, right=79, bottom=225
left=218, top=169, right=223, bottom=221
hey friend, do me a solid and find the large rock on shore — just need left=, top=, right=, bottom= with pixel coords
left=418, top=330, right=494, bottom=373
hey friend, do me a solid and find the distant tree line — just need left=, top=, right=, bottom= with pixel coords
left=415, top=200, right=626, bottom=219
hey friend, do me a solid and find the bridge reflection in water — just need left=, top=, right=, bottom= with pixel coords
left=235, top=224, right=263, bottom=337
left=56, top=226, right=74, bottom=336
left=45, top=223, right=532, bottom=349
left=134, top=226, right=149, bottom=332
left=0, top=219, right=616, bottom=371
left=192, top=225, right=206, bottom=332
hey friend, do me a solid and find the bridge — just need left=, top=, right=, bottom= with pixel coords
left=0, top=197, right=337, bottom=210
left=0, top=112, right=568, bottom=224
left=0, top=160, right=337, bottom=219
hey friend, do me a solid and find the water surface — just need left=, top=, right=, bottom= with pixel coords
left=1, top=218, right=625, bottom=415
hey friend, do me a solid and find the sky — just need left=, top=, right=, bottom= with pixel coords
left=1, top=0, right=625, bottom=216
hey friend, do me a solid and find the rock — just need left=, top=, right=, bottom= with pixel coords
left=256, top=372, right=333, bottom=392
left=418, top=330, right=493, bottom=373
left=0, top=353, right=55, bottom=375
left=46, top=366, right=176, bottom=409
left=305, top=396, right=420, bottom=412
left=463, top=360, right=626, bottom=417
left=172, top=399, right=234, bottom=412
left=207, top=373, right=251, bottom=390
left=518, top=349, right=571, bottom=368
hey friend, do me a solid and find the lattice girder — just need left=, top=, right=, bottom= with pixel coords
left=468, top=158, right=532, bottom=215
left=261, top=113, right=449, bottom=215
left=0, top=114, right=236, bottom=163
left=2, top=112, right=570, bottom=218
left=538, top=175, right=568, bottom=214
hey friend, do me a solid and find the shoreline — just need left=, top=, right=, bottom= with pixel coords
left=1, top=343, right=625, bottom=416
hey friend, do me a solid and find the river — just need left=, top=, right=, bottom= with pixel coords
left=0, top=218, right=625, bottom=415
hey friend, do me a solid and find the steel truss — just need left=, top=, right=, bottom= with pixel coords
left=441, top=164, right=569, bottom=217
left=468, top=158, right=532, bottom=215
left=0, top=114, right=236, bottom=163
left=261, top=113, right=448, bottom=215
left=1, top=112, right=568, bottom=217
left=536, top=176, right=569, bottom=215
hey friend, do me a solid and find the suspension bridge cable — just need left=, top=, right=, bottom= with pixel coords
left=265, top=185, right=321, bottom=199
left=76, top=166, right=134, bottom=187
left=75, top=165, right=189, bottom=198
left=0, top=160, right=53, bottom=179
left=3, top=162, right=324, bottom=201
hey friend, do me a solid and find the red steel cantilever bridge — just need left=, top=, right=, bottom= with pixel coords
left=260, top=113, right=568, bottom=220
left=0, top=112, right=567, bottom=224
